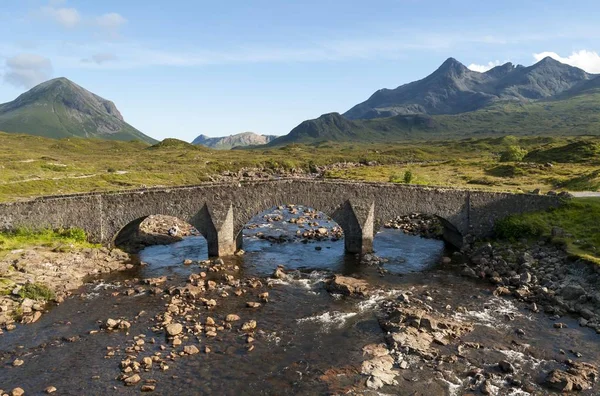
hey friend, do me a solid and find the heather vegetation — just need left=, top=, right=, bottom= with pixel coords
left=2, top=132, right=600, bottom=202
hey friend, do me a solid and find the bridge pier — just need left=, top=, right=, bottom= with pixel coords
left=192, top=203, right=237, bottom=257
left=334, top=200, right=375, bottom=255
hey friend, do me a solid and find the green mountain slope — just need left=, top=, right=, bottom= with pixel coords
left=0, top=78, right=156, bottom=144
left=270, top=89, right=600, bottom=145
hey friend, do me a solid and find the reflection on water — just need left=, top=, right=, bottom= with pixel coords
left=139, top=204, right=447, bottom=278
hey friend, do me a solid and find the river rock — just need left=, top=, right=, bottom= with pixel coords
left=545, top=360, right=598, bottom=392
left=123, top=373, right=141, bottom=386
left=241, top=320, right=257, bottom=331
left=44, top=386, right=57, bottom=394
left=166, top=323, right=183, bottom=336
left=326, top=275, right=369, bottom=296
left=11, top=388, right=25, bottom=396
left=361, top=354, right=398, bottom=389
left=106, top=318, right=119, bottom=329
left=225, top=314, right=240, bottom=322
left=272, top=266, right=286, bottom=279
left=561, top=284, right=586, bottom=300
left=184, top=345, right=200, bottom=355
left=498, top=360, right=515, bottom=373
left=362, top=343, right=389, bottom=358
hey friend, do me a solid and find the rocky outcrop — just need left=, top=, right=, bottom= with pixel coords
left=544, top=360, right=598, bottom=392
left=381, top=305, right=474, bottom=359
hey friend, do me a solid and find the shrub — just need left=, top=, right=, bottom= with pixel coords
left=500, top=145, right=527, bottom=162
left=57, top=227, right=87, bottom=242
left=403, top=170, right=413, bottom=184
left=18, top=283, right=55, bottom=301
left=494, top=216, right=547, bottom=240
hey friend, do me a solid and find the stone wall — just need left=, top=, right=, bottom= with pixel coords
left=0, top=179, right=563, bottom=256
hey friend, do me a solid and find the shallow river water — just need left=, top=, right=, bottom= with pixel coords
left=1, top=207, right=599, bottom=395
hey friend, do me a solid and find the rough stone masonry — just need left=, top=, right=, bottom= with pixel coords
left=0, top=179, right=562, bottom=257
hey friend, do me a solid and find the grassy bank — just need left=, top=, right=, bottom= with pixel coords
left=495, top=197, right=600, bottom=264
left=0, top=228, right=99, bottom=257
left=1, top=132, right=600, bottom=202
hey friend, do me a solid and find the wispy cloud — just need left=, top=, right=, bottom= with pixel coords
left=56, top=32, right=527, bottom=71
left=533, top=50, right=600, bottom=73
left=81, top=52, right=119, bottom=64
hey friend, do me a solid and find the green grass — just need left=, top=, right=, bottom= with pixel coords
left=495, top=197, right=600, bottom=264
left=1, top=132, right=600, bottom=202
left=18, top=282, right=55, bottom=301
left=0, top=227, right=98, bottom=256
left=0, top=278, right=15, bottom=295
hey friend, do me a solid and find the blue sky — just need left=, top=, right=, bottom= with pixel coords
left=1, top=0, right=600, bottom=141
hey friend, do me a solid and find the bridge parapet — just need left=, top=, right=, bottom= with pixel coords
left=0, top=180, right=564, bottom=257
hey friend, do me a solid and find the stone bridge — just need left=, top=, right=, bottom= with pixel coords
left=0, top=179, right=563, bottom=256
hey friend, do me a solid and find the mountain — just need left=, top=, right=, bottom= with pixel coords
left=0, top=78, right=156, bottom=144
left=268, top=88, right=600, bottom=145
left=192, top=132, right=277, bottom=149
left=344, top=57, right=595, bottom=120
left=269, top=113, right=434, bottom=145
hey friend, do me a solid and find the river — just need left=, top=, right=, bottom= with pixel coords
left=1, top=206, right=599, bottom=395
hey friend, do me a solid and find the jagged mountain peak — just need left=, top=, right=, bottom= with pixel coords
left=343, top=56, right=595, bottom=120
left=436, top=57, right=469, bottom=74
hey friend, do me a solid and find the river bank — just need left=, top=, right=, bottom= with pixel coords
left=0, top=247, right=132, bottom=332
left=461, top=239, right=600, bottom=336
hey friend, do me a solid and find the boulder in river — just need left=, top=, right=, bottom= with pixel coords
left=166, top=323, right=183, bottom=336
left=326, top=275, right=369, bottom=296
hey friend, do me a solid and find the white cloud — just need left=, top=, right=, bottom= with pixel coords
left=95, top=13, right=127, bottom=36
left=40, top=2, right=81, bottom=28
left=467, top=60, right=503, bottom=73
left=3, top=54, right=53, bottom=88
left=533, top=50, right=600, bottom=73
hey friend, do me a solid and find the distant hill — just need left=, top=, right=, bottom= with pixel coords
left=344, top=57, right=596, bottom=120
left=0, top=78, right=156, bottom=144
left=192, top=132, right=277, bottom=149
left=269, top=88, right=600, bottom=145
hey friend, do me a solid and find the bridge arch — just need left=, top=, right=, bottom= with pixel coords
left=233, top=198, right=374, bottom=255
left=376, top=212, right=464, bottom=249
left=107, top=202, right=235, bottom=256
left=113, top=215, right=204, bottom=253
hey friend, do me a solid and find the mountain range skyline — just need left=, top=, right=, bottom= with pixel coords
left=2, top=55, right=599, bottom=144
left=1, top=0, right=599, bottom=141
